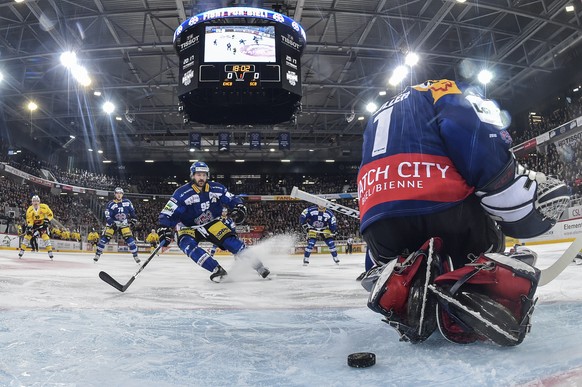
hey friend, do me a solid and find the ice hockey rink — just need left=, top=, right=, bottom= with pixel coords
left=1, top=235, right=582, bottom=387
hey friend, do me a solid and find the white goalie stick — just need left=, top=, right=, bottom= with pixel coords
left=290, top=186, right=579, bottom=286
left=538, top=236, right=582, bottom=286
left=290, top=186, right=360, bottom=219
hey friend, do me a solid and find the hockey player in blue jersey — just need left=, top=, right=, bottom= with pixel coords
left=157, top=161, right=270, bottom=282
left=359, top=79, right=569, bottom=346
left=94, top=187, right=141, bottom=263
left=299, top=205, right=340, bottom=265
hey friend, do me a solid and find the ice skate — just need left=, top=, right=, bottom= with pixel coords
left=18, top=249, right=24, bottom=259
left=93, top=254, right=100, bottom=263
left=333, top=257, right=340, bottom=265
left=507, top=245, right=537, bottom=266
left=133, top=254, right=141, bottom=264
left=574, top=253, right=582, bottom=265
left=303, top=258, right=309, bottom=266
left=210, top=265, right=227, bottom=282
left=48, top=252, right=54, bottom=260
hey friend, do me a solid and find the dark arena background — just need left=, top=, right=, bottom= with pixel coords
left=2, top=1, right=582, bottom=385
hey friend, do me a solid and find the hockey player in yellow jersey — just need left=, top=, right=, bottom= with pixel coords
left=19, top=195, right=54, bottom=260
left=146, top=229, right=160, bottom=254
left=87, top=228, right=100, bottom=251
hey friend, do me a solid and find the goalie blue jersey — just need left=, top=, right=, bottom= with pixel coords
left=358, top=79, right=513, bottom=233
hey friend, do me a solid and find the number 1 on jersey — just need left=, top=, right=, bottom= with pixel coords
left=371, top=106, right=393, bottom=157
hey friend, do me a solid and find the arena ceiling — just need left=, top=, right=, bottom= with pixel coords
left=1, top=0, right=582, bottom=167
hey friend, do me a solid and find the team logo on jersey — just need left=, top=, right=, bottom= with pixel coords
left=413, top=79, right=462, bottom=103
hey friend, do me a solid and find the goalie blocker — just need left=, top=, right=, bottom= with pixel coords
left=364, top=237, right=540, bottom=346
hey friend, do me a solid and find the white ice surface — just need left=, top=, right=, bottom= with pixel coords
left=1, top=235, right=582, bottom=386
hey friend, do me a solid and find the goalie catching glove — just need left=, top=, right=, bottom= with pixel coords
left=476, top=157, right=569, bottom=238
left=229, top=204, right=247, bottom=224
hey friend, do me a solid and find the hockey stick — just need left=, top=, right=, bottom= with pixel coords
left=538, top=237, right=582, bottom=286
left=290, top=186, right=360, bottom=219
left=99, top=242, right=164, bottom=292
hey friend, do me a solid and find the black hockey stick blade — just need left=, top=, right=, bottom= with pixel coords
left=98, top=242, right=164, bottom=292
left=99, top=270, right=127, bottom=292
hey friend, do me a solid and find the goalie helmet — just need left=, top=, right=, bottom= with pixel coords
left=190, top=161, right=210, bottom=177
left=31, top=195, right=40, bottom=203
left=114, top=187, right=124, bottom=195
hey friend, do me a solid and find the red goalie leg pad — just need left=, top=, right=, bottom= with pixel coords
left=433, top=253, right=540, bottom=345
left=371, top=238, right=443, bottom=316
left=434, top=253, right=539, bottom=318
left=368, top=238, right=444, bottom=343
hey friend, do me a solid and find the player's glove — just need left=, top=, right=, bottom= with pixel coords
left=41, top=219, right=51, bottom=229
left=25, top=225, right=34, bottom=235
left=129, top=218, right=139, bottom=228
left=157, top=226, right=174, bottom=246
left=301, top=223, right=312, bottom=232
left=229, top=204, right=247, bottom=224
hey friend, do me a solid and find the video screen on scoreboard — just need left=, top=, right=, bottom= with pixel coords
left=204, top=25, right=276, bottom=63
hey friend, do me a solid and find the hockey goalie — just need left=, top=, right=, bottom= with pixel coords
left=357, top=79, right=570, bottom=346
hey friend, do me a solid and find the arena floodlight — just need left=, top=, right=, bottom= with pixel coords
left=97, top=150, right=103, bottom=154
left=565, top=5, right=574, bottom=12
left=365, top=102, right=377, bottom=113
left=102, top=101, right=115, bottom=114
left=378, top=91, right=387, bottom=96
left=270, top=148, right=276, bottom=152
left=393, top=65, right=408, bottom=79
left=60, top=51, right=77, bottom=69
left=405, top=52, right=419, bottom=67
left=71, top=65, right=91, bottom=86
left=27, top=101, right=38, bottom=111
left=478, top=69, right=493, bottom=85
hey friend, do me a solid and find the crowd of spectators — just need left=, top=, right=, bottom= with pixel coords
left=510, top=93, right=582, bottom=146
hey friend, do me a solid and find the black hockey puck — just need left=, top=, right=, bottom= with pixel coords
left=347, top=352, right=376, bottom=368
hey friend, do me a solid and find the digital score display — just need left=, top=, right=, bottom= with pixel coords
left=223, top=64, right=257, bottom=87
left=174, top=7, right=306, bottom=125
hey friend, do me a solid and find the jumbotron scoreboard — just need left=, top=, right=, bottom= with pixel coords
left=173, top=7, right=306, bottom=125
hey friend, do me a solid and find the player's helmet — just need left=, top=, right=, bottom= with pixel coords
left=114, top=187, right=124, bottom=195
left=31, top=195, right=40, bottom=203
left=190, top=161, right=210, bottom=177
